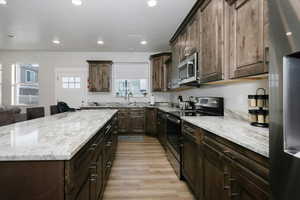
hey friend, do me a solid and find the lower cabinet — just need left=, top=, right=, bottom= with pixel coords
left=202, top=142, right=230, bottom=200
left=182, top=123, right=200, bottom=195
left=145, top=107, right=157, bottom=137
left=157, top=111, right=167, bottom=149
left=181, top=121, right=270, bottom=200
left=118, top=108, right=145, bottom=135
left=66, top=114, right=118, bottom=200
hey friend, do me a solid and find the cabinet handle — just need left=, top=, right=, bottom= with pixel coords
left=230, top=193, right=240, bottom=197
left=91, top=174, right=98, bottom=178
left=265, top=46, right=270, bottom=64
left=89, top=147, right=95, bottom=152
left=89, top=178, right=96, bottom=182
left=89, top=165, right=97, bottom=170
left=223, top=186, right=230, bottom=190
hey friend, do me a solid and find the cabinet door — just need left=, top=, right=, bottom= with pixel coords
left=199, top=0, right=224, bottom=83
left=182, top=133, right=198, bottom=194
left=152, top=57, right=161, bottom=91
left=230, top=162, right=269, bottom=200
left=130, top=109, right=145, bottom=134
left=188, top=14, right=199, bottom=54
left=145, top=108, right=157, bottom=137
left=88, top=61, right=112, bottom=92
left=99, top=64, right=110, bottom=92
left=157, top=112, right=167, bottom=148
left=118, top=109, right=129, bottom=134
left=228, top=0, right=267, bottom=78
left=75, top=179, right=90, bottom=200
left=203, top=143, right=230, bottom=200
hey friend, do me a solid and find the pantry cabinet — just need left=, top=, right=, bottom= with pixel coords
left=87, top=60, right=112, bottom=92
left=150, top=53, right=172, bottom=92
left=227, top=0, right=268, bottom=78
left=199, top=0, right=224, bottom=83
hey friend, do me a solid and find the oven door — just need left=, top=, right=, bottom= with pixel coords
left=166, top=115, right=181, bottom=155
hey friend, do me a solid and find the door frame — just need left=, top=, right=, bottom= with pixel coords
left=54, top=67, right=88, bottom=106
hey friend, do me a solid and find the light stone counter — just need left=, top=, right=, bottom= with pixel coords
left=181, top=115, right=269, bottom=157
left=0, top=110, right=117, bottom=161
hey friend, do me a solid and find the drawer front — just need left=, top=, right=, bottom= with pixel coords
left=182, top=121, right=203, bottom=143
left=130, top=109, right=145, bottom=117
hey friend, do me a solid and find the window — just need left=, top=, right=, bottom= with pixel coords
left=12, top=64, right=39, bottom=105
left=62, top=77, right=81, bottom=89
left=114, top=62, right=149, bottom=97
left=116, top=79, right=148, bottom=97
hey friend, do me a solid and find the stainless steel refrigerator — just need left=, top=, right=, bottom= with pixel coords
left=269, top=0, right=300, bottom=199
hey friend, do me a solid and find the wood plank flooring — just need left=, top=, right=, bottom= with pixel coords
left=103, top=136, right=195, bottom=200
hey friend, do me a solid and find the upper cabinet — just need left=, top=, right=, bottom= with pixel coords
left=150, top=53, right=172, bottom=92
left=227, top=0, right=269, bottom=78
left=87, top=60, right=112, bottom=92
left=199, top=0, right=224, bottom=82
left=169, top=0, right=269, bottom=85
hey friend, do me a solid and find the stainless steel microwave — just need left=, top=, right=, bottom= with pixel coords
left=178, top=52, right=198, bottom=85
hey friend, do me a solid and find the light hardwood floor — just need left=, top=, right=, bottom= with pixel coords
left=103, top=136, right=195, bottom=200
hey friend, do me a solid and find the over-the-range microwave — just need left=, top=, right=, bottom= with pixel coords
left=178, top=52, right=199, bottom=85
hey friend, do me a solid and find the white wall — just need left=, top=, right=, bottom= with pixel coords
left=170, top=79, right=269, bottom=117
left=0, top=51, right=171, bottom=114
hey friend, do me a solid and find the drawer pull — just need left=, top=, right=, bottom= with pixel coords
left=89, top=165, right=97, bottom=170
left=91, top=174, right=98, bottom=178
left=223, top=186, right=230, bottom=190
left=231, top=193, right=240, bottom=197
left=89, top=178, right=97, bottom=182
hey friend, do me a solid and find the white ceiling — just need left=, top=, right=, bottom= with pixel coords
left=0, top=0, right=196, bottom=52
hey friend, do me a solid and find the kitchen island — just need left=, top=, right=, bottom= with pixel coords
left=0, top=110, right=118, bottom=200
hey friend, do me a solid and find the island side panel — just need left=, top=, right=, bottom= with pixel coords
left=0, top=161, right=65, bottom=200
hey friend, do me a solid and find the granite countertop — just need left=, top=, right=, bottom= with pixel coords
left=181, top=115, right=269, bottom=158
left=81, top=105, right=269, bottom=158
left=0, top=110, right=117, bottom=161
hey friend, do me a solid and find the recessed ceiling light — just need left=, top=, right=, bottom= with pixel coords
left=147, top=0, right=157, bottom=7
left=0, top=0, right=7, bottom=5
left=72, top=0, right=82, bottom=6
left=97, top=40, right=104, bottom=45
left=140, top=40, right=147, bottom=45
left=52, top=40, right=61, bottom=44
left=286, top=32, right=293, bottom=36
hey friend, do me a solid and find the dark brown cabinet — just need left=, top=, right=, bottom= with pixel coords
left=117, top=108, right=145, bottom=135
left=181, top=120, right=270, bottom=200
left=202, top=143, right=230, bottom=200
left=0, top=114, right=118, bottom=200
left=118, top=109, right=130, bottom=134
left=130, top=108, right=145, bottom=134
left=150, top=53, right=172, bottom=92
left=199, top=0, right=224, bottom=83
left=157, top=111, right=167, bottom=149
left=227, top=0, right=268, bottom=78
left=87, top=60, right=112, bottom=92
left=145, top=107, right=157, bottom=137
left=182, top=123, right=200, bottom=195
left=169, top=0, right=269, bottom=85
